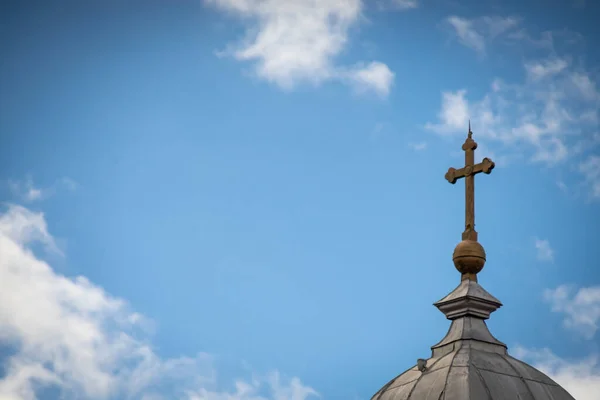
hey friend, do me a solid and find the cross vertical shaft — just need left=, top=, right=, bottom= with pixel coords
left=444, top=124, right=495, bottom=243
left=464, top=133, right=476, bottom=241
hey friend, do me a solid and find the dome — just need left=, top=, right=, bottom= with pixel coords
left=370, top=279, right=575, bottom=400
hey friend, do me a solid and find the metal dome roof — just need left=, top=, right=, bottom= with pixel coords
left=371, top=345, right=574, bottom=400
left=370, top=280, right=576, bottom=400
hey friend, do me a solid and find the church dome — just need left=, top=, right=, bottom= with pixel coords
left=371, top=279, right=575, bottom=400
left=371, top=126, right=575, bottom=400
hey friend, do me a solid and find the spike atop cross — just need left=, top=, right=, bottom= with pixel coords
left=445, top=121, right=495, bottom=242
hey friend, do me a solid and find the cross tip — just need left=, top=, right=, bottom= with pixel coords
left=468, top=120, right=472, bottom=138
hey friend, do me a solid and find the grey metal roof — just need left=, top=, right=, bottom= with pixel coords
left=371, top=280, right=576, bottom=400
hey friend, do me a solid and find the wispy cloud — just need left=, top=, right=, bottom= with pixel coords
left=424, top=76, right=589, bottom=163
left=525, top=58, right=569, bottom=81
left=513, top=346, right=600, bottom=400
left=389, top=0, right=418, bottom=10
left=543, top=285, right=600, bottom=339
left=345, top=61, right=395, bottom=97
left=8, top=176, right=78, bottom=203
left=446, top=17, right=485, bottom=54
left=375, top=0, right=418, bottom=11
left=8, top=177, right=45, bottom=203
left=0, top=204, right=318, bottom=400
left=446, top=15, right=519, bottom=55
left=424, top=90, right=470, bottom=134
left=557, top=180, right=568, bottom=192
left=409, top=142, right=427, bottom=151
left=425, top=35, right=600, bottom=196
left=535, top=238, right=554, bottom=262
left=579, top=155, right=600, bottom=199
left=59, top=177, right=78, bottom=192
left=205, top=0, right=395, bottom=97
left=571, top=72, right=600, bottom=101
left=512, top=282, right=600, bottom=400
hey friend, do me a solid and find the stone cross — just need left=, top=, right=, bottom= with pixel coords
left=445, top=122, right=495, bottom=242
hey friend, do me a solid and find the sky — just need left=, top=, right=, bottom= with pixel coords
left=0, top=0, right=599, bottom=399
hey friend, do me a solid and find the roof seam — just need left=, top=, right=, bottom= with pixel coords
left=386, top=372, right=433, bottom=391
left=386, top=363, right=453, bottom=386
left=498, top=354, right=537, bottom=399
left=440, top=342, right=461, bottom=400
left=472, top=365, right=494, bottom=400
left=406, top=352, right=454, bottom=400
left=474, top=366, right=559, bottom=386
left=370, top=363, right=420, bottom=400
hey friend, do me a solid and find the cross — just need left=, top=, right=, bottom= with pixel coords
left=445, top=122, right=495, bottom=242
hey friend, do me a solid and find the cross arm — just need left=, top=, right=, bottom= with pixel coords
left=445, top=157, right=495, bottom=184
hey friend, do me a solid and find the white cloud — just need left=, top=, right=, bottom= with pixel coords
left=8, top=178, right=45, bottom=203
left=482, top=16, right=520, bottom=38
left=513, top=346, right=600, bottom=400
left=346, top=61, right=395, bottom=97
left=446, top=17, right=485, bottom=54
left=505, top=29, right=555, bottom=50
left=424, top=90, right=470, bottom=134
left=375, top=0, right=418, bottom=11
left=571, top=72, right=600, bottom=101
left=543, top=285, right=600, bottom=339
left=0, top=205, right=63, bottom=257
left=424, top=79, right=581, bottom=161
left=390, top=0, right=418, bottom=10
left=557, top=180, right=568, bottom=192
left=525, top=58, right=569, bottom=81
left=531, top=137, right=569, bottom=164
left=534, top=238, right=554, bottom=262
left=427, top=20, right=600, bottom=198
left=205, top=0, right=395, bottom=96
left=8, top=177, right=77, bottom=203
left=425, top=53, right=600, bottom=193
left=446, top=16, right=519, bottom=54
left=0, top=204, right=318, bottom=400
left=579, top=155, right=600, bottom=199
left=511, top=281, right=600, bottom=400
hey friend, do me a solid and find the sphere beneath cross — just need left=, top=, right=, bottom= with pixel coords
left=452, top=239, right=486, bottom=276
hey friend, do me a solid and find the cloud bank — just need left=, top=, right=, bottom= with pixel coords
left=0, top=204, right=318, bottom=400
left=544, top=284, right=600, bottom=339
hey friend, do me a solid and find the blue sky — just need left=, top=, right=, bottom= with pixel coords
left=0, top=0, right=599, bottom=399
